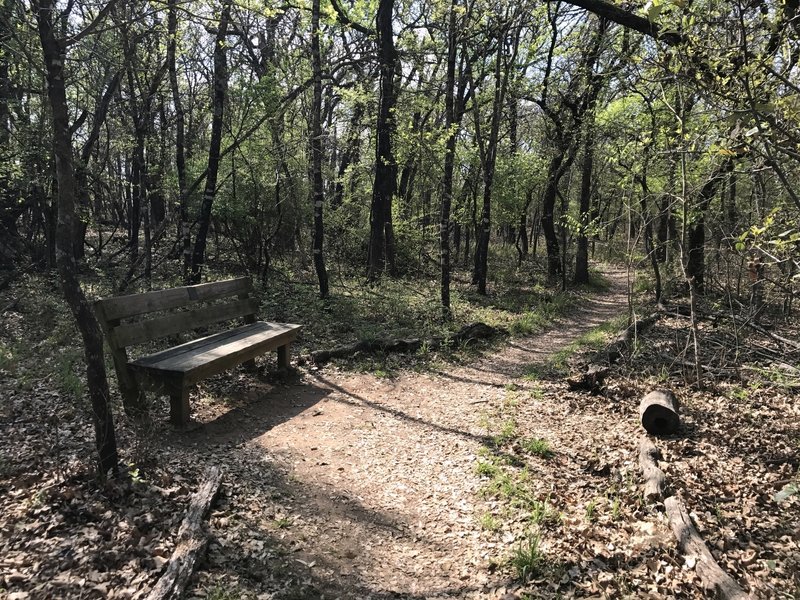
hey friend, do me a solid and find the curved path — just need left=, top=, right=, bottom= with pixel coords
left=188, top=268, right=631, bottom=599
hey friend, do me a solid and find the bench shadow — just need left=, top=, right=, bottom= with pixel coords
left=159, top=371, right=332, bottom=447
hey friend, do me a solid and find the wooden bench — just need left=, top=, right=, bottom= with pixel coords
left=94, top=277, right=301, bottom=425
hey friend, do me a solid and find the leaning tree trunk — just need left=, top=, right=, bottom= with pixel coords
left=36, top=0, right=119, bottom=478
left=190, top=0, right=230, bottom=283
left=310, top=0, right=329, bottom=298
left=366, top=0, right=398, bottom=281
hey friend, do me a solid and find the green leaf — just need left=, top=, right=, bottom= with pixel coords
left=647, top=3, right=664, bottom=22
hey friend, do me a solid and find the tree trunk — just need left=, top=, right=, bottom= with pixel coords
left=574, top=124, right=594, bottom=284
left=639, top=389, right=680, bottom=435
left=332, top=104, right=363, bottom=209
left=36, top=0, right=119, bottom=478
left=686, top=160, right=732, bottom=293
left=541, top=151, right=566, bottom=277
left=311, top=0, right=329, bottom=298
left=473, top=21, right=518, bottom=295
left=190, top=1, right=230, bottom=283
left=366, top=0, right=398, bottom=281
left=398, top=111, right=421, bottom=220
left=439, top=0, right=459, bottom=317
left=168, top=0, right=190, bottom=277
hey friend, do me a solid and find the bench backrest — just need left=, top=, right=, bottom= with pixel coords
left=94, top=277, right=258, bottom=351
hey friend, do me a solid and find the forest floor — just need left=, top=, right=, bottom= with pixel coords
left=1, top=264, right=798, bottom=599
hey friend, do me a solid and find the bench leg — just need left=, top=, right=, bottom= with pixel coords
left=277, top=344, right=290, bottom=370
left=169, top=388, right=191, bottom=426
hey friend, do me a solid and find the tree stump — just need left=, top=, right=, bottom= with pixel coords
left=639, top=390, right=680, bottom=435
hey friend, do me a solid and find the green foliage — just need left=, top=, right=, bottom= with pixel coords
left=585, top=499, right=598, bottom=522
left=511, top=533, right=546, bottom=582
left=521, top=437, right=552, bottom=459
left=479, top=512, right=501, bottom=531
left=493, top=418, right=518, bottom=445
left=529, top=499, right=561, bottom=526
left=56, top=351, right=85, bottom=402
left=205, top=584, right=243, bottom=600
left=475, top=460, right=500, bottom=478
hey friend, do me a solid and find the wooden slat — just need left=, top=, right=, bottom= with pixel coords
left=111, top=297, right=259, bottom=348
left=96, top=277, right=252, bottom=321
left=130, top=321, right=301, bottom=384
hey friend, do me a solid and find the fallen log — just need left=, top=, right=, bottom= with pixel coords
left=147, top=466, right=223, bottom=600
left=568, top=313, right=661, bottom=392
left=639, top=389, right=680, bottom=435
left=638, top=436, right=666, bottom=501
left=310, top=321, right=504, bottom=364
left=607, top=312, right=661, bottom=362
left=664, top=496, right=749, bottom=600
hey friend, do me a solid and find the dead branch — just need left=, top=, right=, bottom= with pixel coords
left=664, top=496, right=749, bottom=600
left=146, top=466, right=223, bottom=600
left=568, top=312, right=661, bottom=392
left=310, top=322, right=505, bottom=364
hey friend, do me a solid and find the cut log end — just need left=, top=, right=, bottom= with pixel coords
left=640, top=390, right=680, bottom=435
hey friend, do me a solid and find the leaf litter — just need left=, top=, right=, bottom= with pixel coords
left=1, top=268, right=798, bottom=599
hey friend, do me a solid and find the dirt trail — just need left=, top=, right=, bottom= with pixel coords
left=189, top=268, right=631, bottom=599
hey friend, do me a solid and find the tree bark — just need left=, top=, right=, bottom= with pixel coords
left=541, top=151, right=570, bottom=277
left=146, top=466, right=223, bottom=600
left=574, top=123, right=594, bottom=283
left=366, top=0, right=398, bottom=281
left=639, top=389, right=680, bottom=435
left=36, top=0, right=119, bottom=478
left=190, top=1, right=231, bottom=283
left=664, top=496, right=749, bottom=600
left=686, top=159, right=733, bottom=293
left=573, top=20, right=608, bottom=282
left=332, top=103, right=363, bottom=209
left=638, top=436, right=666, bottom=501
left=168, top=0, right=190, bottom=277
left=472, top=19, right=519, bottom=295
left=439, top=0, right=459, bottom=318
left=311, top=0, right=329, bottom=298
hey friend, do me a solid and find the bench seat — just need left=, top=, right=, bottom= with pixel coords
left=130, top=321, right=302, bottom=387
